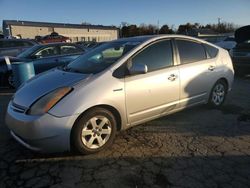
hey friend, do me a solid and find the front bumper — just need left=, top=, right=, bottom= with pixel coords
left=5, top=102, right=79, bottom=153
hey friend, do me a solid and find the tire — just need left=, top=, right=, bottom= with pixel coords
left=72, top=107, right=117, bottom=154
left=208, top=80, right=227, bottom=108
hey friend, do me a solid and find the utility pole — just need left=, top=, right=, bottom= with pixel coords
left=157, top=20, right=159, bottom=34
left=218, top=17, right=221, bottom=25
left=218, top=17, right=222, bottom=33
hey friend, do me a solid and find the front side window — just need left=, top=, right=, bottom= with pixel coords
left=132, top=40, right=173, bottom=72
left=34, top=46, right=59, bottom=58
left=176, top=40, right=206, bottom=64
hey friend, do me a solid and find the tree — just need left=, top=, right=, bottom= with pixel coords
left=159, top=24, right=174, bottom=34
left=177, top=23, right=195, bottom=34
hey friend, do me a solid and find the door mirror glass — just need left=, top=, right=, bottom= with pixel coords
left=129, top=63, right=148, bottom=75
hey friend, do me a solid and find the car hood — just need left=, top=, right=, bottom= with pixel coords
left=235, top=25, right=250, bottom=44
left=13, top=68, right=91, bottom=108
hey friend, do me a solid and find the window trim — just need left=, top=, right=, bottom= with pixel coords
left=113, top=38, right=177, bottom=78
left=174, top=38, right=208, bottom=65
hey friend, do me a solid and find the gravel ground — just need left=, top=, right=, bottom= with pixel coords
left=0, top=77, right=249, bottom=188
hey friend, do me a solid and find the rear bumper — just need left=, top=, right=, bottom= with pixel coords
left=5, top=102, right=79, bottom=153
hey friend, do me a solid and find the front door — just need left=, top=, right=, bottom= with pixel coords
left=125, top=39, right=180, bottom=125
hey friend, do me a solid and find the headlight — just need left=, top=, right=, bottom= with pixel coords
left=28, top=87, right=72, bottom=115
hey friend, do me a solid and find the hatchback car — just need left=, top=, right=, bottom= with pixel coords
left=37, top=33, right=71, bottom=44
left=230, top=25, right=250, bottom=74
left=0, top=43, right=85, bottom=87
left=5, top=35, right=234, bottom=154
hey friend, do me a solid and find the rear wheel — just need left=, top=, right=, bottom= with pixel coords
left=208, top=80, right=227, bottom=108
left=72, top=107, right=117, bottom=154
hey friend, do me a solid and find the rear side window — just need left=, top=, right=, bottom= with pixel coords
left=204, top=44, right=218, bottom=58
left=176, top=40, right=206, bottom=64
left=132, top=40, right=173, bottom=72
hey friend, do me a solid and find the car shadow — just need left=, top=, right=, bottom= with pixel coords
left=0, top=75, right=250, bottom=187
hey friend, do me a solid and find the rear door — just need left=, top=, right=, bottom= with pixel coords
left=125, top=39, right=180, bottom=125
left=175, top=39, right=217, bottom=107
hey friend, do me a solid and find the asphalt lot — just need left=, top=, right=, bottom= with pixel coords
left=0, top=77, right=250, bottom=188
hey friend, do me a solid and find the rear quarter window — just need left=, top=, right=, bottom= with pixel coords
left=204, top=44, right=218, bottom=58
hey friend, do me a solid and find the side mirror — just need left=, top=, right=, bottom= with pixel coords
left=129, top=63, right=148, bottom=75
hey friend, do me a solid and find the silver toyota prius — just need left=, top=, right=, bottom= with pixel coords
left=5, top=35, right=234, bottom=154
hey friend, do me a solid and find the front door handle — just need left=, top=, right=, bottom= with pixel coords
left=168, top=74, right=178, bottom=81
left=208, top=65, right=215, bottom=71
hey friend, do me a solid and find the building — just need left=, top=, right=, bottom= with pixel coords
left=179, top=28, right=234, bottom=43
left=2, top=20, right=119, bottom=42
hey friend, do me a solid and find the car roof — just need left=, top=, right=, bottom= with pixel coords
left=113, top=34, right=209, bottom=44
left=35, top=42, right=79, bottom=47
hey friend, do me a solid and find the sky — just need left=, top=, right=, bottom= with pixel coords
left=0, top=0, right=250, bottom=29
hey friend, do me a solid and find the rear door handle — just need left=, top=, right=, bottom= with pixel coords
left=168, top=74, right=178, bottom=81
left=208, top=65, right=215, bottom=71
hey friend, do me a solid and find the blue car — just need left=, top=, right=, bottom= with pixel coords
left=0, top=43, right=85, bottom=87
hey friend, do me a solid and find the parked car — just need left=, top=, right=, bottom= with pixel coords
left=0, top=43, right=85, bottom=87
left=0, top=39, right=38, bottom=57
left=5, top=35, right=234, bottom=154
left=37, top=32, right=71, bottom=44
left=215, top=36, right=236, bottom=51
left=230, top=25, right=250, bottom=74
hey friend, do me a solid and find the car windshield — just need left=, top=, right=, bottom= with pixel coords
left=17, top=45, right=41, bottom=58
left=66, top=40, right=141, bottom=74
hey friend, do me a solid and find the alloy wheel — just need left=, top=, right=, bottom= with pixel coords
left=81, top=116, right=112, bottom=149
left=212, top=83, right=225, bottom=106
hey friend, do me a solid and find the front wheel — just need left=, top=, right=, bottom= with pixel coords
left=208, top=80, right=227, bottom=108
left=71, top=107, right=117, bottom=154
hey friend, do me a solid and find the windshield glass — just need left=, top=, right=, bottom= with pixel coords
left=66, top=41, right=141, bottom=74
left=17, top=45, right=41, bottom=58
